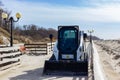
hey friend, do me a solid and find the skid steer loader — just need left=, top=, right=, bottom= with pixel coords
left=43, top=25, right=88, bottom=76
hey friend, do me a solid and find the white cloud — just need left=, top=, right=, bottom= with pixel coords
left=1, top=0, right=120, bottom=39
left=1, top=0, right=120, bottom=24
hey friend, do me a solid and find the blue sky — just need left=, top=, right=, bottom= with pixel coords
left=1, top=0, right=120, bottom=39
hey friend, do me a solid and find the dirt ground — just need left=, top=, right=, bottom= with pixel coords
left=0, top=54, right=88, bottom=80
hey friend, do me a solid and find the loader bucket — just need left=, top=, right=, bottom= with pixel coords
left=43, top=60, right=88, bottom=76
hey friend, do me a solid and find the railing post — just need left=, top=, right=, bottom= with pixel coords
left=91, top=42, right=94, bottom=80
left=0, top=53, right=3, bottom=61
left=46, top=43, right=48, bottom=55
left=47, top=43, right=50, bottom=55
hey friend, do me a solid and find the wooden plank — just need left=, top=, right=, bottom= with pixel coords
left=24, top=44, right=47, bottom=47
left=0, top=51, right=14, bottom=53
left=26, top=50, right=47, bottom=53
left=0, top=61, right=21, bottom=71
left=0, top=47, right=19, bottom=52
left=0, top=56, right=21, bottom=64
left=0, top=52, right=21, bottom=58
left=0, top=51, right=20, bottom=54
left=25, top=49, right=46, bottom=51
left=26, top=47, right=47, bottom=50
left=25, top=43, right=46, bottom=45
left=25, top=46, right=47, bottom=48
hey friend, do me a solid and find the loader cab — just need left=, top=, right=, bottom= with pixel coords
left=58, top=26, right=79, bottom=60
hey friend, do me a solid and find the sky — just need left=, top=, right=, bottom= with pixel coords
left=1, top=0, right=120, bottom=39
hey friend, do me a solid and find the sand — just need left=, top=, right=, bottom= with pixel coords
left=94, top=40, right=120, bottom=80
